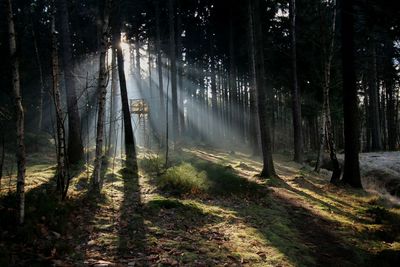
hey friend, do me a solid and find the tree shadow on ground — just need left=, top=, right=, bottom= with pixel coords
left=117, top=165, right=147, bottom=262
left=0, top=166, right=105, bottom=266
left=155, top=150, right=398, bottom=266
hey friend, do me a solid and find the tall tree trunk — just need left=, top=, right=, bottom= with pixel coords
left=368, top=42, right=383, bottom=151
left=107, top=47, right=118, bottom=154
left=340, top=0, right=362, bottom=188
left=229, top=11, right=237, bottom=137
left=58, top=0, right=84, bottom=165
left=289, top=0, right=304, bottom=163
left=93, top=0, right=111, bottom=191
left=31, top=18, right=45, bottom=131
left=384, top=39, right=397, bottom=151
left=315, top=0, right=341, bottom=184
left=252, top=0, right=276, bottom=177
left=114, top=15, right=138, bottom=172
left=177, top=2, right=185, bottom=136
left=51, top=13, right=68, bottom=200
left=169, top=0, right=179, bottom=144
left=155, top=0, right=165, bottom=139
left=6, top=0, right=26, bottom=224
left=247, top=0, right=261, bottom=156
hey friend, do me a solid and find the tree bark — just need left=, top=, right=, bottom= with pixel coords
left=247, top=0, right=261, bottom=157
left=368, top=42, right=383, bottom=151
left=51, top=12, right=69, bottom=200
left=289, top=0, right=304, bottom=163
left=6, top=0, right=26, bottom=224
left=58, top=0, right=84, bottom=165
left=169, top=0, right=179, bottom=144
left=340, top=0, right=362, bottom=188
left=113, top=10, right=138, bottom=172
left=252, top=0, right=276, bottom=177
left=93, top=0, right=112, bottom=191
left=155, top=0, right=165, bottom=140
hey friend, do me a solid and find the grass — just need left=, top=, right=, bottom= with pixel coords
left=1, top=146, right=400, bottom=266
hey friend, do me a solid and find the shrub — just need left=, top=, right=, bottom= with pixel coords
left=157, top=163, right=209, bottom=195
left=139, top=156, right=163, bottom=174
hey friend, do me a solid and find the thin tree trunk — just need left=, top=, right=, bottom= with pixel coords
left=107, top=47, right=118, bottom=154
left=31, top=18, right=45, bottom=131
left=368, top=42, right=383, bottom=151
left=155, top=0, right=165, bottom=143
left=58, top=0, right=84, bottom=165
left=169, top=0, right=179, bottom=145
left=6, top=0, right=26, bottom=224
left=289, top=0, right=304, bottom=163
left=51, top=12, right=69, bottom=200
left=340, top=0, right=362, bottom=188
left=93, top=0, right=112, bottom=191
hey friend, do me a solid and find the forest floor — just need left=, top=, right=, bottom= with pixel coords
left=1, top=147, right=400, bottom=266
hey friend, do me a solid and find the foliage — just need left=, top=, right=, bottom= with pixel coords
left=157, top=163, right=209, bottom=196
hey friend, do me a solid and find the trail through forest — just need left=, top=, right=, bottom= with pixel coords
left=1, top=148, right=399, bottom=266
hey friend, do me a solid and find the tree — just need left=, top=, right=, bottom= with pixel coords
left=252, top=0, right=276, bottom=178
left=169, top=0, right=179, bottom=145
left=113, top=1, right=138, bottom=172
left=58, top=0, right=84, bottom=165
left=315, top=0, right=341, bottom=184
left=340, top=0, right=362, bottom=188
left=93, top=0, right=112, bottom=191
left=51, top=9, right=69, bottom=200
left=6, top=0, right=26, bottom=224
left=289, top=0, right=304, bottom=163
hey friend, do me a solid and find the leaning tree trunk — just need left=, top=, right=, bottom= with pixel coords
left=51, top=13, right=68, bottom=200
left=252, top=0, right=276, bottom=177
left=289, top=0, right=304, bottom=163
left=6, top=0, right=26, bottom=224
left=340, top=0, right=362, bottom=188
left=58, top=0, right=84, bottom=165
left=93, top=0, right=112, bottom=191
left=113, top=10, right=138, bottom=172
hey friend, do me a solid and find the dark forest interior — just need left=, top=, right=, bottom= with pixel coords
left=1, top=0, right=400, bottom=266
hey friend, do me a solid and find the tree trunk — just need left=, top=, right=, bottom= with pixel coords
left=31, top=18, right=45, bottom=131
left=114, top=15, right=138, bottom=172
left=169, top=0, right=179, bottom=144
left=58, top=0, right=84, bottom=165
left=368, top=42, right=383, bottom=151
left=6, top=0, right=26, bottom=224
left=248, top=0, right=261, bottom=157
left=385, top=39, right=398, bottom=151
left=252, top=0, right=276, bottom=177
left=315, top=0, right=341, bottom=184
left=289, top=0, right=304, bottom=163
left=340, top=0, right=362, bottom=188
left=51, top=13, right=69, bottom=200
left=155, top=0, right=165, bottom=143
left=107, top=46, right=118, bottom=154
left=93, top=0, right=112, bottom=191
